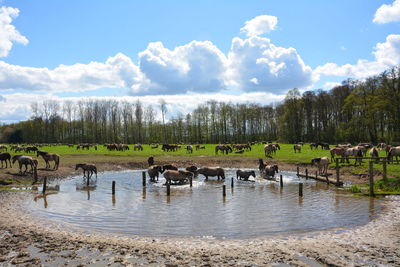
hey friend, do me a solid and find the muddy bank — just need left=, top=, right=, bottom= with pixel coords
left=1, top=156, right=398, bottom=266
left=0, top=191, right=399, bottom=266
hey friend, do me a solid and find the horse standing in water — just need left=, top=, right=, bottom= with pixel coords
left=37, top=150, right=60, bottom=170
left=75, top=163, right=97, bottom=179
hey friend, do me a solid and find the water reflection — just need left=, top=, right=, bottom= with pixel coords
left=28, top=169, right=381, bottom=239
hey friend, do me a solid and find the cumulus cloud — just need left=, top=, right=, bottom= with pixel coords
left=240, top=15, right=278, bottom=37
left=0, top=53, right=145, bottom=91
left=227, top=36, right=315, bottom=93
left=0, top=6, right=28, bottom=57
left=315, top=34, right=400, bottom=78
left=0, top=13, right=315, bottom=96
left=373, top=0, right=400, bottom=24
left=135, top=40, right=227, bottom=95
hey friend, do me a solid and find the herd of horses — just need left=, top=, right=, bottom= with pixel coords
left=0, top=149, right=60, bottom=175
left=0, top=141, right=399, bottom=181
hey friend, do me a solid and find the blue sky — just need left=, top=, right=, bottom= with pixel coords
left=0, top=0, right=400, bottom=122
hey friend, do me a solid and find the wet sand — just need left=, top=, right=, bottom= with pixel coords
left=0, top=158, right=399, bottom=266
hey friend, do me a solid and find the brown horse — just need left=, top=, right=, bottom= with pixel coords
left=75, top=163, right=97, bottom=179
left=12, top=155, right=35, bottom=175
left=197, top=167, right=225, bottom=180
left=215, top=145, right=232, bottom=155
left=37, top=150, right=60, bottom=170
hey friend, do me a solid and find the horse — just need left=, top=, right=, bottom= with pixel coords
left=12, top=155, right=35, bottom=175
left=264, top=144, right=277, bottom=157
left=75, top=163, right=97, bottom=179
left=387, top=146, right=400, bottom=163
left=293, top=144, right=301, bottom=153
left=197, top=167, right=225, bottom=180
left=148, top=156, right=154, bottom=166
left=186, top=145, right=193, bottom=153
left=311, top=157, right=330, bottom=175
left=369, top=147, right=379, bottom=163
left=215, top=145, right=232, bottom=155
left=310, top=143, right=318, bottom=150
left=236, top=170, right=256, bottom=181
left=133, top=144, right=143, bottom=151
left=36, top=150, right=60, bottom=170
left=0, top=152, right=12, bottom=168
left=162, top=164, right=178, bottom=173
left=260, top=164, right=279, bottom=179
left=0, top=145, right=8, bottom=151
left=147, top=165, right=163, bottom=182
left=163, top=170, right=193, bottom=185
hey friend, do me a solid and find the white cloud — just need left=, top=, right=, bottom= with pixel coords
left=0, top=53, right=145, bottom=92
left=315, top=34, right=400, bottom=78
left=240, top=15, right=278, bottom=37
left=0, top=6, right=28, bottom=57
left=227, top=36, right=315, bottom=93
left=322, top=81, right=342, bottom=90
left=373, top=0, right=400, bottom=24
left=135, top=40, right=227, bottom=95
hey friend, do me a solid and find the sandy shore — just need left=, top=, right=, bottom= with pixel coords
left=0, top=159, right=399, bottom=266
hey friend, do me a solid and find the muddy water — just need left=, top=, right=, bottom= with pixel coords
left=28, top=169, right=380, bottom=239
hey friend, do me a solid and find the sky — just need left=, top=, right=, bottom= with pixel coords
left=0, top=0, right=400, bottom=123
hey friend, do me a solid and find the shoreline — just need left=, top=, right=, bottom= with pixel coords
left=1, top=158, right=399, bottom=266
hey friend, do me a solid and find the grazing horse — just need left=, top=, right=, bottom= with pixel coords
left=36, top=150, right=60, bottom=170
left=264, top=144, right=278, bottom=157
left=311, top=157, right=330, bottom=175
left=236, top=170, right=256, bottom=181
left=186, top=145, right=193, bottom=153
left=197, top=167, right=225, bottom=180
left=147, top=165, right=163, bottom=182
left=75, top=163, right=97, bottom=179
left=387, top=146, right=400, bottom=163
left=293, top=144, right=301, bottom=153
left=12, top=155, right=35, bottom=175
left=310, top=143, right=318, bottom=150
left=215, top=145, right=232, bottom=155
left=133, top=144, right=143, bottom=151
left=0, top=152, right=12, bottom=168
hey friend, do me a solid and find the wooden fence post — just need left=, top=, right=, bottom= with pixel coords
left=231, top=177, right=234, bottom=188
left=305, top=168, right=308, bottom=179
left=280, top=175, right=283, bottom=187
left=299, top=183, right=303, bottom=197
left=142, top=171, right=146, bottom=187
left=382, top=158, right=387, bottom=183
left=369, top=161, right=374, bottom=197
left=86, top=176, right=90, bottom=187
left=336, top=158, right=340, bottom=184
left=42, top=176, right=47, bottom=194
left=297, top=166, right=299, bottom=176
left=189, top=176, right=193, bottom=187
left=33, top=167, right=38, bottom=185
left=222, top=185, right=226, bottom=197
left=112, top=181, right=116, bottom=195
left=166, top=182, right=170, bottom=196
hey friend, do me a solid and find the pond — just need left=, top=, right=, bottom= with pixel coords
left=28, top=169, right=380, bottom=239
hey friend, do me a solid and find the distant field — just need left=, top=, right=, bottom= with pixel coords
left=34, top=143, right=400, bottom=176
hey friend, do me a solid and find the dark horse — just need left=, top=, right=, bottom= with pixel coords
left=75, top=163, right=97, bottom=179
left=215, top=145, right=232, bottom=155
left=0, top=152, right=12, bottom=168
left=37, top=150, right=60, bottom=170
left=12, top=155, right=35, bottom=175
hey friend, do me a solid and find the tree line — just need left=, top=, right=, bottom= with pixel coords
left=1, top=66, right=399, bottom=145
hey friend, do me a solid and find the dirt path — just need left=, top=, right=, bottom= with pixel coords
left=1, top=156, right=398, bottom=266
